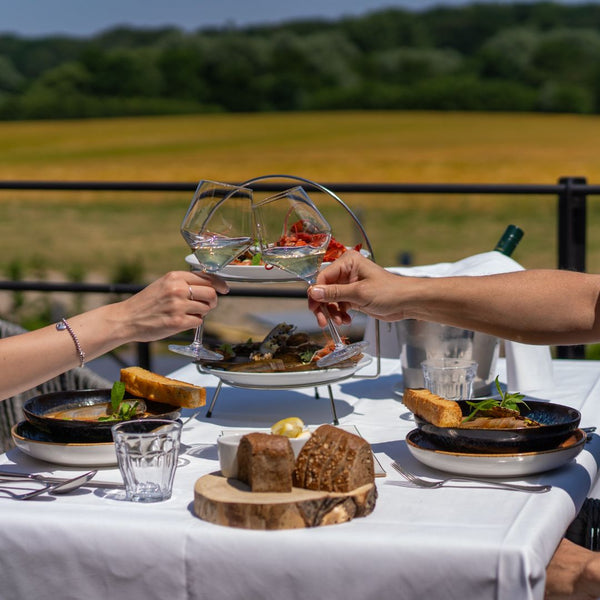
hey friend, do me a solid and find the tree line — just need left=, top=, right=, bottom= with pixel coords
left=2, top=1, right=600, bottom=119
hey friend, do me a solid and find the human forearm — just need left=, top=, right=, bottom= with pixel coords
left=0, top=270, right=226, bottom=401
left=403, top=270, right=600, bottom=345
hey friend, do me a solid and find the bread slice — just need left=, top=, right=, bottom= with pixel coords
left=293, top=424, right=374, bottom=493
left=120, top=366, right=206, bottom=408
left=403, top=388, right=462, bottom=427
left=236, top=432, right=295, bottom=493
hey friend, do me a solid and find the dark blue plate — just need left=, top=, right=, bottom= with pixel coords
left=23, top=389, right=181, bottom=443
left=413, top=399, right=581, bottom=454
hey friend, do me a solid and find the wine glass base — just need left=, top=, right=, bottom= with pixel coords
left=168, top=343, right=223, bottom=361
left=316, top=341, right=369, bottom=368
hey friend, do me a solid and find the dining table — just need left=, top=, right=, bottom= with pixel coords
left=0, top=355, right=600, bottom=600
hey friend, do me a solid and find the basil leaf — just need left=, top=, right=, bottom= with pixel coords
left=110, top=381, right=126, bottom=412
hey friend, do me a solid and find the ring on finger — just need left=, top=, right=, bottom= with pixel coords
left=188, top=286, right=194, bottom=301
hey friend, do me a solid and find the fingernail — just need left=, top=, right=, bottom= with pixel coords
left=310, top=286, right=325, bottom=300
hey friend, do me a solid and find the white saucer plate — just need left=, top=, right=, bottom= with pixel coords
left=199, top=355, right=373, bottom=389
left=11, top=422, right=117, bottom=467
left=405, top=428, right=586, bottom=477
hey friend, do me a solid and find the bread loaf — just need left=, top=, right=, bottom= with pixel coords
left=293, top=424, right=374, bottom=493
left=403, top=387, right=462, bottom=427
left=120, top=366, right=206, bottom=408
left=237, top=432, right=295, bottom=493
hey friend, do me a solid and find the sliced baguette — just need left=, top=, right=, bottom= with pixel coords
left=403, top=388, right=462, bottom=427
left=120, top=366, right=206, bottom=408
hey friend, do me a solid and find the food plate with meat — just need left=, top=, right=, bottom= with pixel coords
left=405, top=428, right=586, bottom=477
left=196, top=322, right=372, bottom=388
left=199, top=354, right=372, bottom=388
left=411, top=397, right=581, bottom=454
left=23, top=389, right=181, bottom=443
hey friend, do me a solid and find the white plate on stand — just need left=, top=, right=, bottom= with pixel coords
left=198, top=355, right=373, bottom=389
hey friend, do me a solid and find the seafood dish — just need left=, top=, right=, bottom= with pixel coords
left=200, top=323, right=363, bottom=373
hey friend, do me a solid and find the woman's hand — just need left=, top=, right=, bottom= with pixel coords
left=116, top=270, right=229, bottom=342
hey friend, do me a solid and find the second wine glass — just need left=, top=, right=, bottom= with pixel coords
left=253, top=186, right=368, bottom=367
left=168, top=180, right=253, bottom=360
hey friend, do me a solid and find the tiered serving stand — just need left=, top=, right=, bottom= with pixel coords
left=194, top=174, right=382, bottom=425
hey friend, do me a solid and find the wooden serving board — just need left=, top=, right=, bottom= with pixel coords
left=194, top=472, right=377, bottom=530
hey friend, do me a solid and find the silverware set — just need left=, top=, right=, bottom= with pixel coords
left=390, top=461, right=552, bottom=493
left=0, top=470, right=124, bottom=500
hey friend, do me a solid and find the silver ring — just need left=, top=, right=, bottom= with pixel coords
left=188, top=286, right=194, bottom=301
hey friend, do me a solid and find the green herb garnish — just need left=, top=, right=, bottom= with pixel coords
left=299, top=350, right=315, bottom=363
left=463, top=376, right=528, bottom=422
left=98, top=381, right=139, bottom=422
left=251, top=252, right=263, bottom=266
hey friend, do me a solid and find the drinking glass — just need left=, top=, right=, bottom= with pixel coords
left=168, top=180, right=253, bottom=360
left=112, top=419, right=182, bottom=503
left=421, top=358, right=478, bottom=401
left=253, top=186, right=368, bottom=367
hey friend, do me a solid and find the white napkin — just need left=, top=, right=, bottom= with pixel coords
left=363, top=251, right=554, bottom=393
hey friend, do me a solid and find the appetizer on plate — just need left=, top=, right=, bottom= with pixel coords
left=403, top=382, right=581, bottom=453
left=200, top=322, right=364, bottom=374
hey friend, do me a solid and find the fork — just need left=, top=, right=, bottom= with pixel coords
left=391, top=462, right=551, bottom=493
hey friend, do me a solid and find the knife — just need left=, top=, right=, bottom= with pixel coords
left=0, top=471, right=124, bottom=489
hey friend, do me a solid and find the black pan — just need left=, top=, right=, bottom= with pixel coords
left=23, top=389, right=181, bottom=443
left=414, top=399, right=581, bottom=454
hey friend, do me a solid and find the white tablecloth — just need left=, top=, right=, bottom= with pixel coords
left=0, top=357, right=600, bottom=600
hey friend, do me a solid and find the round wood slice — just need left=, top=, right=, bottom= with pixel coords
left=194, top=472, right=377, bottom=530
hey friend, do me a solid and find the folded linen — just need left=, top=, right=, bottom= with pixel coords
left=363, top=251, right=554, bottom=394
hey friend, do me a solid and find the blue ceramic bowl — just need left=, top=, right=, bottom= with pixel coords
left=414, top=399, right=581, bottom=454
left=23, top=389, right=181, bottom=443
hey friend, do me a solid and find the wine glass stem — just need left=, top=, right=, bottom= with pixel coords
left=192, top=323, right=204, bottom=348
left=321, top=304, right=345, bottom=348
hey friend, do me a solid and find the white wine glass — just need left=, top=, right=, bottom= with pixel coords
left=168, top=180, right=253, bottom=360
left=253, top=186, right=368, bottom=367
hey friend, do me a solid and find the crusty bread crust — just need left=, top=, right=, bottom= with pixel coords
left=403, top=388, right=462, bottom=427
left=120, top=366, right=206, bottom=408
left=294, top=424, right=374, bottom=493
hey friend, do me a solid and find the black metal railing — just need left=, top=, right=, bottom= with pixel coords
left=0, top=176, right=596, bottom=364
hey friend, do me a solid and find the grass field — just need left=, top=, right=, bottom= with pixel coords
left=2, top=109, right=600, bottom=335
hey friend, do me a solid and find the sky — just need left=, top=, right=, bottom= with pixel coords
left=1, top=0, right=590, bottom=38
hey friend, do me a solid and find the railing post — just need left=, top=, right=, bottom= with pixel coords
left=137, top=342, right=151, bottom=371
left=557, top=176, right=587, bottom=359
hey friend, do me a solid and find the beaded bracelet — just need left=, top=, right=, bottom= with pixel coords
left=56, top=318, right=86, bottom=368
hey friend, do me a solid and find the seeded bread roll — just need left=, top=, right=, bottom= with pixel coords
left=120, top=366, right=206, bottom=409
left=293, top=424, right=374, bottom=493
left=402, top=387, right=462, bottom=427
left=236, top=432, right=295, bottom=493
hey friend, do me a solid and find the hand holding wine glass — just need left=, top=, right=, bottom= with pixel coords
left=168, top=180, right=253, bottom=360
left=253, top=186, right=368, bottom=367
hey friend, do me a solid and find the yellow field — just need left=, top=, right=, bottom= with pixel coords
left=2, top=109, right=600, bottom=286
left=2, top=110, right=600, bottom=184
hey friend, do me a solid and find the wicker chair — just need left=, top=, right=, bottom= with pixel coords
left=0, top=319, right=111, bottom=451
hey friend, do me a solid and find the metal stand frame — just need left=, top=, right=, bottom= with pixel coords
left=201, top=174, right=381, bottom=423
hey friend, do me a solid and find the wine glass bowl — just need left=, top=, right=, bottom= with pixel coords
left=168, top=180, right=253, bottom=360
left=253, top=186, right=368, bottom=368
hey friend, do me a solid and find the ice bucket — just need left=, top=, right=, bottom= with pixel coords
left=398, top=319, right=500, bottom=397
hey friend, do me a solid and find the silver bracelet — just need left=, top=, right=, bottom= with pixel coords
left=56, top=318, right=86, bottom=368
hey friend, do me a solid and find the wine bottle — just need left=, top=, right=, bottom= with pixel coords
left=493, top=224, right=523, bottom=257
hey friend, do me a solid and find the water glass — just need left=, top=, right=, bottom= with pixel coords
left=421, top=358, right=478, bottom=401
left=112, top=419, right=182, bottom=503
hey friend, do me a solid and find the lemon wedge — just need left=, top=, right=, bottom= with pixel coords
left=271, top=417, right=305, bottom=439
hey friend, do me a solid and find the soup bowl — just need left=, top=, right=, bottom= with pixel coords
left=23, top=389, right=181, bottom=443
